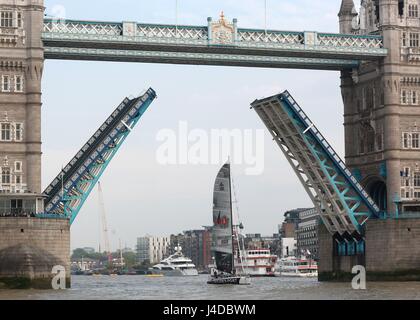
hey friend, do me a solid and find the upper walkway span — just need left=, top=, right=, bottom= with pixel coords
left=42, top=15, right=388, bottom=70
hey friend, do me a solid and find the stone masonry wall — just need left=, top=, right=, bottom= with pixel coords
left=0, top=217, right=70, bottom=288
left=365, top=218, right=420, bottom=279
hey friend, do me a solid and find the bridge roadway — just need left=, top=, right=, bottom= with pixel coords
left=42, top=17, right=388, bottom=70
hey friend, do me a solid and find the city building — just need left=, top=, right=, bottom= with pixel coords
left=244, top=233, right=281, bottom=257
left=279, top=208, right=308, bottom=238
left=280, top=238, right=297, bottom=258
left=136, top=236, right=170, bottom=265
left=296, top=208, right=320, bottom=260
left=169, top=227, right=212, bottom=271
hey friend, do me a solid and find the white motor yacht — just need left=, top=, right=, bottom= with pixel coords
left=150, top=246, right=198, bottom=276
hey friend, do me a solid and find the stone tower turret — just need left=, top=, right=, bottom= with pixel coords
left=338, top=0, right=358, bottom=33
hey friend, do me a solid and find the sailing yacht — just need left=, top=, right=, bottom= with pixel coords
left=207, top=161, right=251, bottom=285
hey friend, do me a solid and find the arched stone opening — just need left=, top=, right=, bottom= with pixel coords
left=363, top=176, right=387, bottom=212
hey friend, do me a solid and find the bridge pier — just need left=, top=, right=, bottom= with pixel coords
left=318, top=218, right=420, bottom=282
left=0, top=217, right=70, bottom=289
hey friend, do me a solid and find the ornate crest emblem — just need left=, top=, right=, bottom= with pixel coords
left=211, top=12, right=234, bottom=45
left=123, top=22, right=136, bottom=37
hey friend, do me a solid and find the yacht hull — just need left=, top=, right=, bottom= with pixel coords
left=151, top=269, right=199, bottom=277
left=207, top=276, right=251, bottom=285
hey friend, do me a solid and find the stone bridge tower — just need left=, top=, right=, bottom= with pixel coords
left=0, top=0, right=44, bottom=213
left=0, top=0, right=70, bottom=289
left=340, top=0, right=420, bottom=216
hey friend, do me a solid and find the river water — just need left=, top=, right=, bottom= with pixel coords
left=0, top=275, right=419, bottom=300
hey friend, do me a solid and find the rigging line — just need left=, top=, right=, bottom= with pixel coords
left=230, top=165, right=247, bottom=275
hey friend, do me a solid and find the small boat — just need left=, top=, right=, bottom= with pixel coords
left=146, top=274, right=164, bottom=278
left=207, top=161, right=251, bottom=285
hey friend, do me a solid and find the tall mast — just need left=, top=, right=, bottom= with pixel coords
left=98, top=182, right=112, bottom=266
left=228, top=162, right=235, bottom=274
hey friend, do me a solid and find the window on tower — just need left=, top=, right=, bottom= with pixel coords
left=412, top=133, right=420, bottom=149
left=410, top=33, right=419, bottom=47
left=15, top=123, right=23, bottom=141
left=1, top=123, right=11, bottom=141
left=402, top=132, right=411, bottom=149
left=17, top=12, right=22, bottom=28
left=14, top=161, right=22, bottom=172
left=399, top=0, right=405, bottom=16
left=375, top=3, right=380, bottom=23
left=401, top=132, right=420, bottom=149
left=1, top=75, right=10, bottom=92
left=409, top=4, right=419, bottom=18
left=0, top=11, right=13, bottom=28
left=15, top=75, right=23, bottom=92
left=414, top=172, right=420, bottom=187
left=1, top=167, right=11, bottom=185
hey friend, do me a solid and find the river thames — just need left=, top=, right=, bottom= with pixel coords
left=0, top=276, right=419, bottom=300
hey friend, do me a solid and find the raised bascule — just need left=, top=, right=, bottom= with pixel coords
left=0, top=0, right=419, bottom=288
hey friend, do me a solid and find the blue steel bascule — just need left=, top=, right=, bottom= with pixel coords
left=252, top=91, right=382, bottom=255
left=40, top=88, right=157, bottom=224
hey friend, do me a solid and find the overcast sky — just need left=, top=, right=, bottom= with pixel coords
left=42, top=0, right=345, bottom=251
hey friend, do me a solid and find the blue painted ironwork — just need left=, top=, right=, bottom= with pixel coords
left=380, top=162, right=387, bottom=178
left=42, top=17, right=388, bottom=70
left=251, top=91, right=381, bottom=236
left=356, top=241, right=365, bottom=255
left=41, top=88, right=157, bottom=224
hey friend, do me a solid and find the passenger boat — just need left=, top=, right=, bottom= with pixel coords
left=235, top=249, right=277, bottom=277
left=207, top=161, right=251, bottom=285
left=275, top=256, right=318, bottom=278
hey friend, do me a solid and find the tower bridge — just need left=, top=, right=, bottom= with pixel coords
left=0, top=0, right=420, bottom=288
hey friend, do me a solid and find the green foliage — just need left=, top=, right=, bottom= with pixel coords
left=71, top=248, right=108, bottom=261
left=122, top=251, right=137, bottom=268
left=71, top=248, right=138, bottom=269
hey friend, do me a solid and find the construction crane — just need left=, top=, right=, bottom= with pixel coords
left=98, top=181, right=112, bottom=268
